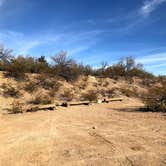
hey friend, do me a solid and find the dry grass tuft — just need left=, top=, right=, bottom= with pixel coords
left=61, top=90, right=74, bottom=101
left=9, top=100, right=23, bottom=114
left=1, top=83, right=21, bottom=98
left=24, top=81, right=37, bottom=92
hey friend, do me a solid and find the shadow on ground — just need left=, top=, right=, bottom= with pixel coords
left=111, top=106, right=166, bottom=115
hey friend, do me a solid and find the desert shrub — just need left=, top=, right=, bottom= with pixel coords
left=97, top=56, right=155, bottom=80
left=128, top=68, right=154, bottom=79
left=1, top=54, right=51, bottom=78
left=61, top=90, right=74, bottom=101
left=98, top=89, right=106, bottom=97
left=24, top=82, right=37, bottom=92
left=45, top=79, right=61, bottom=90
left=79, top=81, right=87, bottom=90
left=51, top=51, right=93, bottom=81
left=0, top=45, right=160, bottom=85
left=82, top=90, right=98, bottom=101
left=141, top=78, right=156, bottom=86
left=9, top=101, right=23, bottom=114
left=120, top=88, right=138, bottom=97
left=37, top=74, right=61, bottom=90
left=48, top=90, right=56, bottom=98
left=4, top=56, right=27, bottom=80
left=144, top=86, right=166, bottom=112
left=79, top=64, right=94, bottom=76
left=99, top=89, right=115, bottom=97
left=47, top=82, right=61, bottom=97
left=157, top=75, right=166, bottom=86
left=78, top=76, right=88, bottom=89
left=35, top=56, right=51, bottom=73
left=51, top=51, right=77, bottom=81
left=29, top=94, right=52, bottom=105
left=105, top=88, right=116, bottom=97
left=105, top=63, right=126, bottom=79
left=2, top=83, right=20, bottom=97
left=103, top=80, right=109, bottom=87
left=0, top=45, right=13, bottom=60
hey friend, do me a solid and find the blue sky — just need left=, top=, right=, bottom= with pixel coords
left=0, top=0, right=166, bottom=75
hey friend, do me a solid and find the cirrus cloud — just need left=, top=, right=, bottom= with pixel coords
left=140, top=0, right=166, bottom=16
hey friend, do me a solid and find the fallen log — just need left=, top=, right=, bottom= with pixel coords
left=25, top=98, right=123, bottom=111
left=61, top=101, right=91, bottom=107
left=26, top=104, right=57, bottom=112
left=69, top=101, right=90, bottom=106
left=103, top=97, right=123, bottom=103
left=61, top=98, right=123, bottom=107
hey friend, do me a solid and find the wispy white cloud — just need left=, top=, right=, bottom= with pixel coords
left=68, top=45, right=93, bottom=56
left=140, top=0, right=166, bottom=16
left=137, top=52, right=166, bottom=64
left=86, top=0, right=166, bottom=33
left=136, top=52, right=166, bottom=75
left=149, top=62, right=166, bottom=68
left=18, top=40, right=42, bottom=54
left=115, top=0, right=166, bottom=32
left=0, top=30, right=42, bottom=54
left=0, top=29, right=102, bottom=55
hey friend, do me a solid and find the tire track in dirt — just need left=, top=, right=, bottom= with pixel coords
left=88, top=131, right=118, bottom=153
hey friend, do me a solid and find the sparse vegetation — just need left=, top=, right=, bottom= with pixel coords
left=24, top=81, right=37, bottom=92
left=37, top=74, right=61, bottom=90
left=0, top=46, right=157, bottom=82
left=0, top=45, right=166, bottom=111
left=82, top=90, right=98, bottom=101
left=120, top=87, right=139, bottom=98
left=29, top=94, right=52, bottom=105
left=105, top=88, right=116, bottom=97
left=61, top=89, right=74, bottom=101
left=0, top=45, right=13, bottom=62
left=9, top=101, right=23, bottom=114
left=144, top=86, right=166, bottom=112
left=1, top=83, right=20, bottom=98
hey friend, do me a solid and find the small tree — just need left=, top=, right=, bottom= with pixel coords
left=5, top=56, right=27, bottom=79
left=36, top=56, right=50, bottom=73
left=0, top=44, right=13, bottom=61
left=125, top=56, right=135, bottom=72
left=51, top=51, right=79, bottom=81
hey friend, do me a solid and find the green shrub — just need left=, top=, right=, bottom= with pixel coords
left=4, top=56, right=27, bottom=80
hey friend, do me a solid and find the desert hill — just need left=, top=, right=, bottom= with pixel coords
left=0, top=71, right=152, bottom=113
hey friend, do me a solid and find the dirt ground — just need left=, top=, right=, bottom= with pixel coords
left=0, top=98, right=165, bottom=166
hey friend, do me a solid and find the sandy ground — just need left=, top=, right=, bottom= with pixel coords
left=0, top=98, right=166, bottom=166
